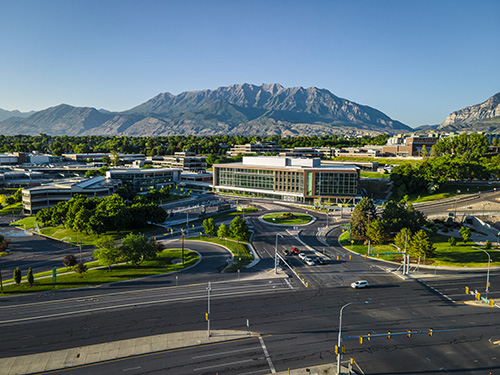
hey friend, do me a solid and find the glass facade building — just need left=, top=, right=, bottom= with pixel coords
left=213, top=157, right=359, bottom=204
left=106, top=168, right=181, bottom=192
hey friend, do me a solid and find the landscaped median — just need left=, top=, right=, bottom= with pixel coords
left=12, top=216, right=158, bottom=246
left=0, top=249, right=199, bottom=295
left=189, top=235, right=254, bottom=272
left=339, top=231, right=500, bottom=267
left=262, top=212, right=312, bottom=225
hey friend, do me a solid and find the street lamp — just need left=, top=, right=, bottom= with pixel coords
left=275, top=233, right=283, bottom=274
left=474, top=247, right=491, bottom=299
left=180, top=228, right=185, bottom=266
left=337, top=301, right=371, bottom=375
left=207, top=281, right=212, bottom=337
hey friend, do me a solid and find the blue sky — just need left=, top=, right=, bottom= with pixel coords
left=1, top=0, right=499, bottom=128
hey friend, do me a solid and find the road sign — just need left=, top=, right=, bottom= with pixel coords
left=340, top=224, right=351, bottom=230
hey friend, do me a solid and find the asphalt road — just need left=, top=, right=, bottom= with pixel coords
left=1, top=197, right=500, bottom=374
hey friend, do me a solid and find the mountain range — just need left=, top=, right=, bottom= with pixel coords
left=438, top=92, right=500, bottom=133
left=0, top=84, right=412, bottom=137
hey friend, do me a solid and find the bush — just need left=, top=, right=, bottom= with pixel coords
left=74, top=262, right=88, bottom=277
left=13, top=267, right=21, bottom=285
left=485, top=240, right=492, bottom=250
left=27, top=267, right=34, bottom=286
left=63, top=254, right=78, bottom=268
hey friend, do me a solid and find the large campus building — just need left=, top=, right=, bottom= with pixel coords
left=105, top=168, right=181, bottom=192
left=213, top=156, right=360, bottom=204
left=22, top=176, right=122, bottom=215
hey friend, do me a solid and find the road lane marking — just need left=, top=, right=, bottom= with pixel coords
left=192, top=346, right=261, bottom=359
left=417, top=279, right=455, bottom=303
left=123, top=366, right=141, bottom=371
left=193, top=358, right=256, bottom=371
left=0, top=288, right=290, bottom=324
left=239, top=369, right=271, bottom=375
left=259, top=336, right=276, bottom=373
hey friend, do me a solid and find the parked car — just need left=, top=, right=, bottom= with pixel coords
left=298, top=252, right=307, bottom=260
left=283, top=249, right=291, bottom=256
left=351, top=280, right=369, bottom=289
left=304, top=257, right=316, bottom=266
left=314, top=257, right=326, bottom=265
left=291, top=247, right=300, bottom=254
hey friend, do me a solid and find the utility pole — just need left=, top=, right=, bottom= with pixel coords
left=207, top=281, right=212, bottom=337
left=181, top=228, right=185, bottom=265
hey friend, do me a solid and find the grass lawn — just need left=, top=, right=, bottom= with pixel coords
left=0, top=202, right=22, bottom=216
left=339, top=231, right=500, bottom=267
left=334, top=157, right=419, bottom=165
left=190, top=235, right=253, bottom=271
left=407, top=184, right=494, bottom=204
left=262, top=212, right=312, bottom=225
left=360, top=171, right=390, bottom=179
left=12, top=219, right=159, bottom=246
left=1, top=249, right=199, bottom=295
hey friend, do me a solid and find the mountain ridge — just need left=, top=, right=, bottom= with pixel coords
left=0, top=83, right=412, bottom=136
left=439, top=92, right=500, bottom=132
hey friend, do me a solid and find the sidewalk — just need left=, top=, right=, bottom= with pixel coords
left=0, top=330, right=259, bottom=375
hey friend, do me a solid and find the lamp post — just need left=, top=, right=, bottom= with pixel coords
left=337, top=301, right=371, bottom=374
left=207, top=281, right=212, bottom=337
left=180, top=228, right=185, bottom=266
left=474, top=247, right=491, bottom=299
left=275, top=233, right=283, bottom=274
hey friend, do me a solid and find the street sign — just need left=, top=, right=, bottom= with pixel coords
left=340, top=224, right=351, bottom=230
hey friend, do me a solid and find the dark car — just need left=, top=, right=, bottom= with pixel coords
left=314, top=257, right=326, bottom=265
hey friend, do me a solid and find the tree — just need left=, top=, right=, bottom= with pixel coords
left=63, top=254, right=78, bottom=268
left=350, top=197, right=377, bottom=240
left=394, top=227, right=412, bottom=251
left=229, top=216, right=250, bottom=242
left=203, top=218, right=217, bottom=236
left=27, top=267, right=34, bottom=286
left=74, top=262, right=88, bottom=277
left=13, top=267, right=21, bottom=285
left=485, top=240, right=492, bottom=250
left=217, top=223, right=229, bottom=238
left=409, top=230, right=435, bottom=258
left=366, top=219, right=387, bottom=245
left=94, top=237, right=121, bottom=271
left=459, top=226, right=471, bottom=243
left=448, top=236, right=457, bottom=248
left=120, top=233, right=156, bottom=266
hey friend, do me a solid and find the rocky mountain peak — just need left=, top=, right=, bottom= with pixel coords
left=440, top=92, right=500, bottom=128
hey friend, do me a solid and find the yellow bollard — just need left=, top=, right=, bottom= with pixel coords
left=491, top=299, right=494, bottom=307
left=465, top=286, right=469, bottom=294
left=364, top=254, right=367, bottom=259
left=306, top=282, right=309, bottom=287
left=377, top=253, right=379, bottom=258
left=349, top=254, right=352, bottom=260
left=337, top=255, right=340, bottom=261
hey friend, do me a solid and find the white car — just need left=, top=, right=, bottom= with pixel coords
left=298, top=252, right=307, bottom=260
left=304, top=257, right=315, bottom=266
left=351, top=280, right=369, bottom=289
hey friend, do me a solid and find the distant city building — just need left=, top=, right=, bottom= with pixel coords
left=62, top=153, right=145, bottom=163
left=213, top=156, right=360, bottom=204
left=383, top=134, right=440, bottom=157
left=22, top=176, right=122, bottom=215
left=105, top=168, right=181, bottom=192
left=178, top=172, right=213, bottom=193
left=228, top=142, right=283, bottom=156
left=279, top=147, right=334, bottom=158
left=0, top=171, right=52, bottom=188
left=146, top=152, right=207, bottom=172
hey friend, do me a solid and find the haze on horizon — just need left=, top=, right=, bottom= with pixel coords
left=1, top=0, right=499, bottom=129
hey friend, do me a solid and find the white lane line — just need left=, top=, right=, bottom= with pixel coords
left=0, top=288, right=288, bottom=325
left=123, top=366, right=141, bottom=371
left=417, top=279, right=455, bottom=303
left=259, top=336, right=276, bottom=374
left=239, top=369, right=272, bottom=375
left=192, top=346, right=261, bottom=359
left=194, top=358, right=256, bottom=371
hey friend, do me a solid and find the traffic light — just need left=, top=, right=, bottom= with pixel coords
left=367, top=333, right=371, bottom=341
left=359, top=336, right=363, bottom=344
left=407, top=330, right=411, bottom=338
left=335, top=345, right=338, bottom=354
left=429, top=329, right=433, bottom=337
left=465, top=286, right=469, bottom=294
left=387, top=331, right=391, bottom=339
left=205, top=313, right=209, bottom=321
